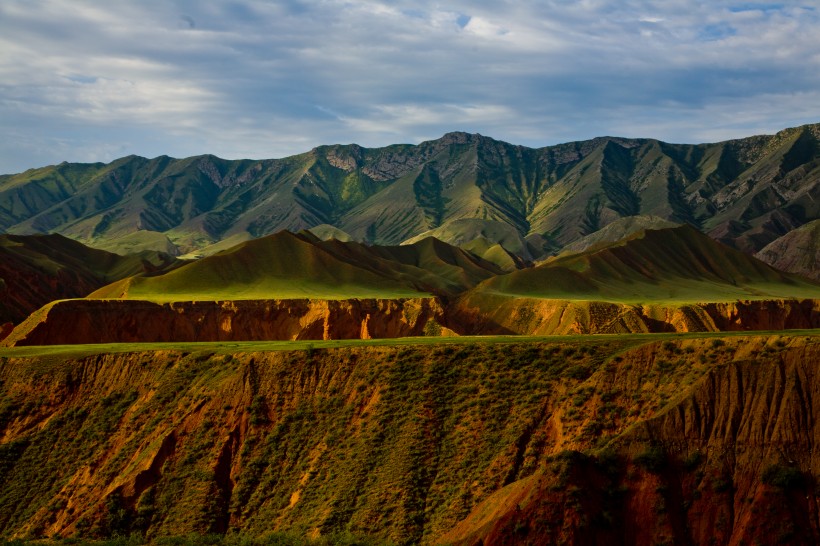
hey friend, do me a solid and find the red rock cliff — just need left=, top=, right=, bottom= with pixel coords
left=451, top=295, right=820, bottom=335
left=2, top=297, right=445, bottom=346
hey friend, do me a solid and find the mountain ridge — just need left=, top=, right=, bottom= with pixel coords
left=2, top=123, right=817, bottom=264
left=4, top=225, right=819, bottom=346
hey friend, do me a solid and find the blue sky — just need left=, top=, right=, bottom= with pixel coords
left=1, top=0, right=818, bottom=174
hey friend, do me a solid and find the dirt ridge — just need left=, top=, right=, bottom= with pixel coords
left=442, top=339, right=820, bottom=546
left=3, top=297, right=819, bottom=346
left=2, top=297, right=445, bottom=346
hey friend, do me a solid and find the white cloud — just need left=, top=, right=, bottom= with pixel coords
left=0, top=0, right=818, bottom=173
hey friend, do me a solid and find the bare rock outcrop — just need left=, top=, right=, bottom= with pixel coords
left=451, top=296, right=820, bottom=335
left=2, top=297, right=445, bottom=346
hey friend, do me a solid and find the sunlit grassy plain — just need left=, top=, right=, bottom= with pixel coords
left=3, top=329, right=818, bottom=359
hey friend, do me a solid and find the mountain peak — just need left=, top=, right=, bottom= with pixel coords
left=439, top=131, right=483, bottom=145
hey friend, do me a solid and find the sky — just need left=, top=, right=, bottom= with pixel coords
left=1, top=1, right=819, bottom=174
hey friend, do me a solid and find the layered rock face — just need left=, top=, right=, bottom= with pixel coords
left=4, top=296, right=819, bottom=346
left=2, top=298, right=445, bottom=346
left=451, top=296, right=820, bottom=335
left=0, top=335, right=818, bottom=544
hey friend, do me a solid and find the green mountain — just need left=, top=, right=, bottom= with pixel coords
left=460, top=225, right=820, bottom=304
left=555, top=214, right=679, bottom=257
left=0, top=233, right=178, bottom=326
left=1, top=124, right=818, bottom=259
left=90, top=231, right=502, bottom=302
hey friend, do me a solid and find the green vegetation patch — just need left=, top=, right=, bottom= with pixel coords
left=3, top=329, right=817, bottom=359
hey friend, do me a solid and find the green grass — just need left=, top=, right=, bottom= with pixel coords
left=97, top=283, right=423, bottom=303
left=91, top=232, right=427, bottom=302
left=90, top=230, right=179, bottom=256
left=2, top=329, right=817, bottom=358
left=479, top=282, right=820, bottom=305
left=470, top=226, right=820, bottom=304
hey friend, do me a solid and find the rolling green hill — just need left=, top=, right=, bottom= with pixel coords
left=90, top=231, right=502, bottom=302
left=462, top=225, right=820, bottom=304
left=83, top=223, right=820, bottom=310
left=2, top=124, right=818, bottom=261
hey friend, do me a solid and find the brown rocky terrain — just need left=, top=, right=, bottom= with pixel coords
left=3, top=296, right=819, bottom=347
left=0, top=333, right=818, bottom=545
left=451, top=296, right=820, bottom=335
left=1, top=297, right=446, bottom=346
left=443, top=336, right=820, bottom=545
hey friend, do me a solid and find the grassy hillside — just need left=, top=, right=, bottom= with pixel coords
left=556, top=214, right=678, bottom=257
left=401, top=218, right=537, bottom=260
left=91, top=231, right=427, bottom=301
left=90, top=230, right=505, bottom=302
left=313, top=236, right=504, bottom=294
left=466, top=225, right=820, bottom=304
left=1, top=124, right=817, bottom=258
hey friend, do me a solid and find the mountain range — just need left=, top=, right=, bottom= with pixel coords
left=1, top=123, right=818, bottom=267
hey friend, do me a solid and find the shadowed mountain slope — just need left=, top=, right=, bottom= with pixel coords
left=0, top=233, right=178, bottom=326
left=557, top=214, right=679, bottom=257
left=755, top=218, right=820, bottom=281
left=1, top=124, right=818, bottom=259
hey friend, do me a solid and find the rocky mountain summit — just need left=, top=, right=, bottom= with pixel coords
left=1, top=124, right=817, bottom=267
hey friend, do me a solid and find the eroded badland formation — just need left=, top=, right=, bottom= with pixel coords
left=2, top=335, right=820, bottom=544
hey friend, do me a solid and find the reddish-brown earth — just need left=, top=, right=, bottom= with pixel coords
left=442, top=337, right=820, bottom=545
left=450, top=296, right=820, bottom=335
left=4, top=296, right=819, bottom=346
left=1, top=297, right=445, bottom=346
left=0, top=334, right=818, bottom=545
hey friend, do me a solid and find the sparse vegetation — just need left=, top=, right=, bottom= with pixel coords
left=0, top=331, right=817, bottom=544
left=633, top=446, right=666, bottom=474
left=761, top=464, right=805, bottom=490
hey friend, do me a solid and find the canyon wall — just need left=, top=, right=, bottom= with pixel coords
left=3, top=296, right=819, bottom=346
left=1, top=334, right=818, bottom=544
left=2, top=297, right=446, bottom=346
left=450, top=295, right=820, bottom=335
left=442, top=337, right=820, bottom=545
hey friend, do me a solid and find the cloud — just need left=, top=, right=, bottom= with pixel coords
left=178, top=15, right=196, bottom=29
left=0, top=0, right=819, bottom=173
